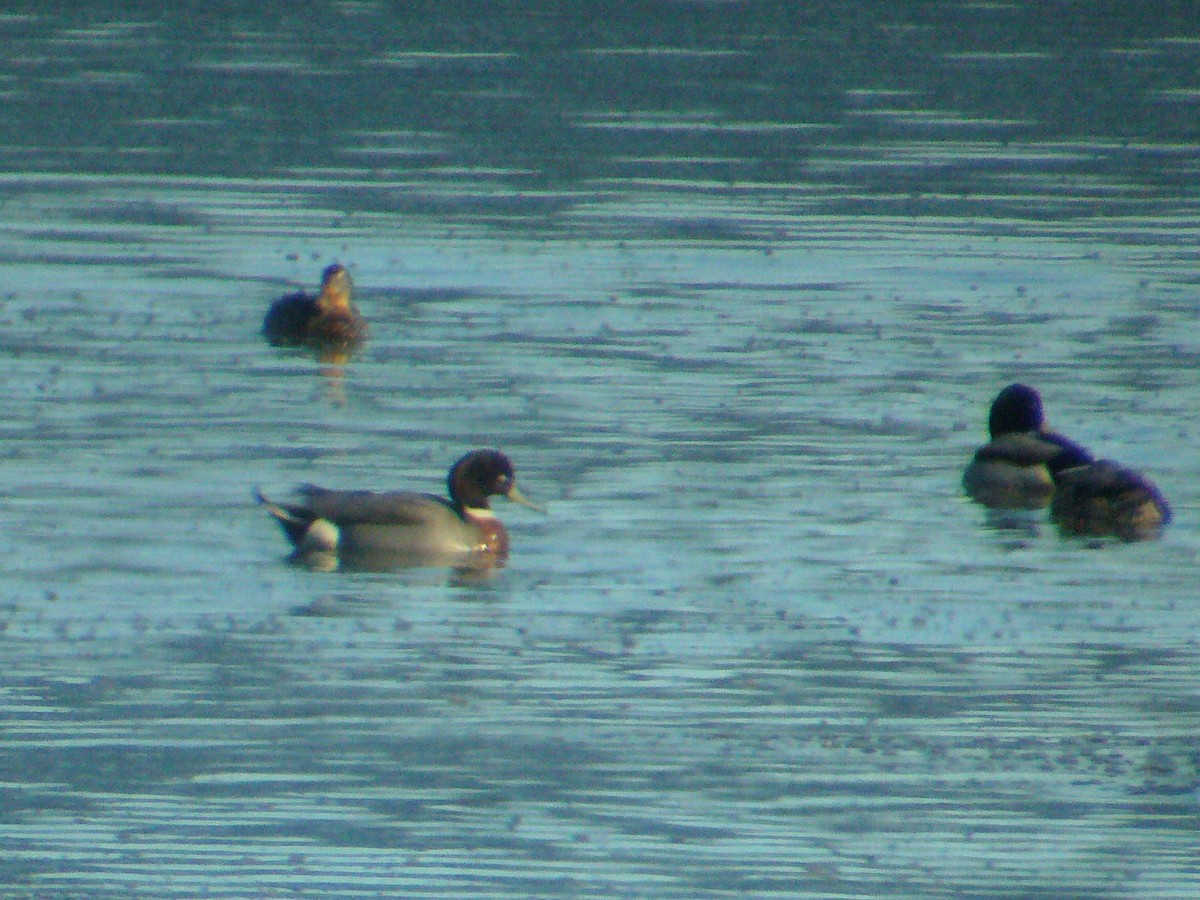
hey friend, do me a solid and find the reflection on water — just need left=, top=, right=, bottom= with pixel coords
left=1, top=3, right=1199, bottom=898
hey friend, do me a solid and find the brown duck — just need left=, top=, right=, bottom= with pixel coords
left=262, top=263, right=366, bottom=355
left=1049, top=445, right=1171, bottom=542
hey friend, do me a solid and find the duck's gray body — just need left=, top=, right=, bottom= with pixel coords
left=285, top=487, right=488, bottom=570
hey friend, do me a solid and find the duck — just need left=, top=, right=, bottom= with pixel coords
left=262, top=263, right=367, bottom=354
left=962, top=383, right=1093, bottom=509
left=1049, top=446, right=1171, bottom=542
left=255, top=449, right=544, bottom=572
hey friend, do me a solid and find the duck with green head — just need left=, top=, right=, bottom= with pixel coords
left=255, top=449, right=544, bottom=572
left=962, top=383, right=1093, bottom=509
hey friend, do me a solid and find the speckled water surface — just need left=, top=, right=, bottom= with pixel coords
left=1, top=4, right=1199, bottom=898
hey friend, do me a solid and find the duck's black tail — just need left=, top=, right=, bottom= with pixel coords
left=253, top=487, right=313, bottom=546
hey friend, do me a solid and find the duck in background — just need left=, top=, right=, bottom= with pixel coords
left=1048, top=442, right=1171, bottom=542
left=255, top=449, right=544, bottom=573
left=262, top=263, right=367, bottom=360
left=962, top=383, right=1093, bottom=509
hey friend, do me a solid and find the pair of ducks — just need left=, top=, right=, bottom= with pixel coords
left=258, top=266, right=543, bottom=574
left=963, top=383, right=1170, bottom=541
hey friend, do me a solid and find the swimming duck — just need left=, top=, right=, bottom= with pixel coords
left=262, top=263, right=367, bottom=353
left=962, top=383, right=1093, bottom=509
left=255, top=449, right=544, bottom=572
left=1049, top=447, right=1171, bottom=542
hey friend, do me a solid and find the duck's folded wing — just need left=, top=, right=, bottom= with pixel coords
left=262, top=293, right=316, bottom=343
left=1059, top=461, right=1169, bottom=515
left=1039, top=430, right=1093, bottom=462
left=297, top=486, right=457, bottom=525
left=973, top=433, right=1071, bottom=466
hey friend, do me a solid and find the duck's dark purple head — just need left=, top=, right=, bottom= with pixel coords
left=988, top=383, right=1045, bottom=437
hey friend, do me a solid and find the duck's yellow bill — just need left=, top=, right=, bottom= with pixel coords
left=506, top=484, right=546, bottom=513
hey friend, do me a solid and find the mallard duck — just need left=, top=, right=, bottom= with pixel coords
left=962, top=383, right=1092, bottom=509
left=1049, top=449, right=1171, bottom=542
left=256, top=449, right=543, bottom=571
left=262, top=263, right=367, bottom=353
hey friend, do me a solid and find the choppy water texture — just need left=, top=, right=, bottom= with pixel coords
left=1, top=4, right=1199, bottom=898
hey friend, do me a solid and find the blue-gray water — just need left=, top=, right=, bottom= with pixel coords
left=1, top=4, right=1198, bottom=898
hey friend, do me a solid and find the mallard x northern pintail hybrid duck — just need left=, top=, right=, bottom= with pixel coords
left=255, top=449, right=544, bottom=572
left=962, top=383, right=1093, bottom=509
left=262, top=263, right=367, bottom=352
left=1049, top=445, right=1171, bottom=542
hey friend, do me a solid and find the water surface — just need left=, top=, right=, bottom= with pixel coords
left=1, top=4, right=1198, bottom=898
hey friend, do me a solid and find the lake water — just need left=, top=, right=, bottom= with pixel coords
left=1, top=4, right=1199, bottom=898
